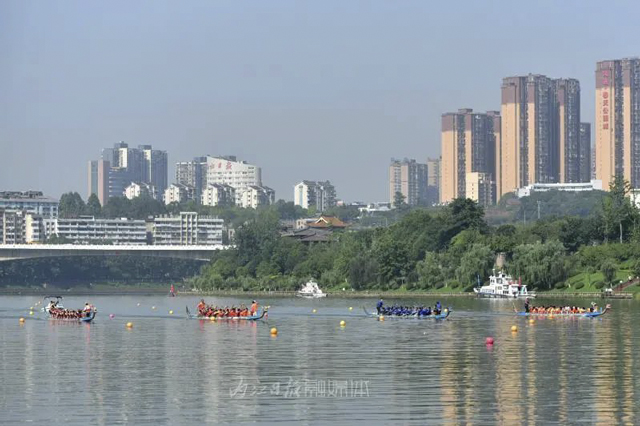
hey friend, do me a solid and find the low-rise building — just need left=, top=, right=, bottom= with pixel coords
left=201, top=184, right=236, bottom=207
left=45, top=216, right=148, bottom=245
left=152, top=212, right=223, bottom=245
left=0, top=191, right=58, bottom=218
left=163, top=183, right=195, bottom=205
left=516, top=180, right=603, bottom=198
left=239, top=186, right=275, bottom=209
left=125, top=182, right=158, bottom=200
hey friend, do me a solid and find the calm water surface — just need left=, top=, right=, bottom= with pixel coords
left=1, top=295, right=639, bottom=425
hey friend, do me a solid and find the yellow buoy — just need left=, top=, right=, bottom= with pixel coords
left=529, top=319, right=535, bottom=324
left=312, top=309, right=317, bottom=313
left=511, top=325, right=518, bottom=332
left=19, top=317, right=25, bottom=323
left=151, top=306, right=156, bottom=310
left=349, top=307, right=353, bottom=311
left=210, top=317, right=216, bottom=322
left=270, top=327, right=278, bottom=335
left=136, top=303, right=141, bottom=307
left=29, top=311, right=34, bottom=316
left=126, top=322, right=133, bottom=328
left=169, top=310, right=173, bottom=315
left=379, top=315, right=385, bottom=321
left=340, top=320, right=346, bottom=327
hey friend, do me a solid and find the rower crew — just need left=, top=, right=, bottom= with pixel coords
left=435, top=301, right=442, bottom=315
left=524, top=298, right=530, bottom=313
left=376, top=298, right=384, bottom=314
left=197, top=299, right=206, bottom=315
left=250, top=300, right=258, bottom=315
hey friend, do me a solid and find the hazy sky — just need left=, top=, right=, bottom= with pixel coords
left=1, top=1, right=639, bottom=202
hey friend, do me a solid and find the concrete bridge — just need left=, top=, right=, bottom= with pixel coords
left=0, top=244, right=227, bottom=262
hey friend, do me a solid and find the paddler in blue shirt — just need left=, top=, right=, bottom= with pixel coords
left=376, top=298, right=384, bottom=314
left=435, top=301, right=442, bottom=314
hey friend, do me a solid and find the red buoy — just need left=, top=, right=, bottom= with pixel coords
left=485, top=337, right=494, bottom=345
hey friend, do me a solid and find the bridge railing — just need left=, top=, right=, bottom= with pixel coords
left=0, top=244, right=230, bottom=251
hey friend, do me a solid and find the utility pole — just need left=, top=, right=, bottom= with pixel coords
left=537, top=201, right=541, bottom=220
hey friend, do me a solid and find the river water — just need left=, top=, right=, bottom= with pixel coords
left=0, top=295, right=639, bottom=425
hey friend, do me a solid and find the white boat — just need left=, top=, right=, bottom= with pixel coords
left=474, top=271, right=536, bottom=299
left=297, top=280, right=327, bottom=298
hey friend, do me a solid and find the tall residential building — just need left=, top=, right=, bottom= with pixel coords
left=441, top=109, right=499, bottom=203
left=140, top=145, right=168, bottom=194
left=205, top=156, right=263, bottom=205
left=389, top=159, right=428, bottom=206
left=465, top=172, right=495, bottom=207
left=294, top=180, right=337, bottom=212
left=152, top=212, right=223, bottom=245
left=595, top=58, right=640, bottom=189
left=88, top=160, right=110, bottom=206
left=176, top=156, right=208, bottom=197
left=556, top=79, right=582, bottom=183
left=499, top=74, right=583, bottom=199
left=96, top=142, right=168, bottom=200
left=426, top=157, right=440, bottom=205
left=580, top=123, right=592, bottom=183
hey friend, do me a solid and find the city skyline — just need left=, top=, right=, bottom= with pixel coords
left=2, top=2, right=640, bottom=201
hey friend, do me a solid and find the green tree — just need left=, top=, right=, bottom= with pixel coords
left=509, top=240, right=567, bottom=290
left=86, top=193, right=102, bottom=216
left=393, top=191, right=409, bottom=211
left=58, top=192, right=86, bottom=218
left=600, top=258, right=617, bottom=286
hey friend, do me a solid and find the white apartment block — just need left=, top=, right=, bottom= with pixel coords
left=239, top=186, right=275, bottom=209
left=45, top=216, right=148, bottom=245
left=125, top=182, right=158, bottom=200
left=201, top=184, right=236, bottom=207
left=153, top=212, right=223, bottom=245
left=163, top=183, right=195, bottom=205
left=294, top=180, right=336, bottom=212
left=206, top=156, right=262, bottom=204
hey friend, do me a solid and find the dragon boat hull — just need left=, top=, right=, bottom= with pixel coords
left=48, top=311, right=97, bottom=323
left=186, top=306, right=268, bottom=321
left=363, top=307, right=451, bottom=320
left=516, top=306, right=610, bottom=318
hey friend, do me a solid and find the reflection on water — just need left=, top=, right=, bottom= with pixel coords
left=1, top=296, right=639, bottom=425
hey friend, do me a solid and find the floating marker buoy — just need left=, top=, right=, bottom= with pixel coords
left=486, top=337, right=494, bottom=345
left=19, top=317, right=25, bottom=323
left=109, top=314, right=115, bottom=319
left=137, top=303, right=141, bottom=307
left=151, top=306, right=156, bottom=310
left=270, top=327, right=278, bottom=335
left=379, top=315, right=385, bottom=321
left=511, top=325, right=518, bottom=332
left=529, top=319, right=535, bottom=324
left=29, top=311, right=34, bottom=316
left=126, top=322, right=133, bottom=328
left=349, top=307, right=353, bottom=311
left=312, top=309, right=317, bottom=313
left=340, top=320, right=346, bottom=327
left=169, top=310, right=173, bottom=315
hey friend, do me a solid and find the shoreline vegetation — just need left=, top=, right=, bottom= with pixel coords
left=3, top=179, right=640, bottom=300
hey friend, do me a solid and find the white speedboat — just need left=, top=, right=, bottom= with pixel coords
left=474, top=271, right=536, bottom=299
left=297, top=280, right=327, bottom=298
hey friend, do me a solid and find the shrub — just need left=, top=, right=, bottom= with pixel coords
left=435, top=282, right=445, bottom=289
left=574, top=282, right=585, bottom=290
left=555, top=282, right=566, bottom=290
left=446, top=280, right=460, bottom=289
left=594, top=281, right=606, bottom=289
